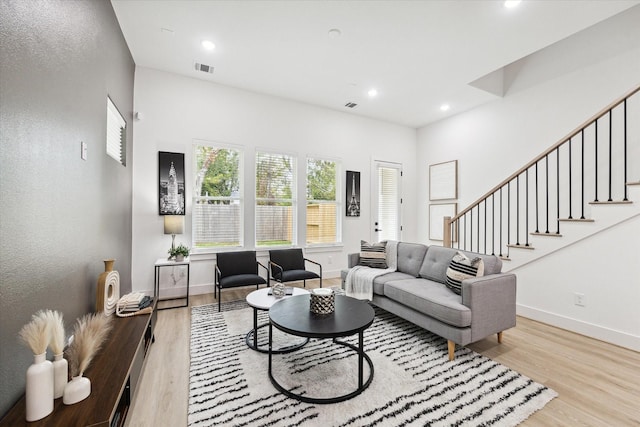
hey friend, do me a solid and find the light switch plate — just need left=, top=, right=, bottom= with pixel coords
left=81, top=141, right=87, bottom=160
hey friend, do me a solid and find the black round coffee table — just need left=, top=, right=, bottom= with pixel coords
left=268, top=294, right=375, bottom=404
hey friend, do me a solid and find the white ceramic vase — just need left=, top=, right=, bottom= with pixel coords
left=63, top=374, right=91, bottom=405
left=52, top=353, right=68, bottom=399
left=25, top=352, right=54, bottom=422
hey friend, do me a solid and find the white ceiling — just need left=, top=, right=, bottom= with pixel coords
left=111, top=0, right=639, bottom=128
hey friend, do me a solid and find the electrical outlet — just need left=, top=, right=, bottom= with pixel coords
left=574, top=293, right=585, bottom=307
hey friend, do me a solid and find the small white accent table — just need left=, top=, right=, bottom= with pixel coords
left=154, top=257, right=190, bottom=310
left=245, top=287, right=309, bottom=353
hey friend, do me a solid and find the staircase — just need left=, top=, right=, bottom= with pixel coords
left=444, top=85, right=640, bottom=272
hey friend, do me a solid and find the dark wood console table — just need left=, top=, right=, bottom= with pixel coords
left=0, top=304, right=156, bottom=427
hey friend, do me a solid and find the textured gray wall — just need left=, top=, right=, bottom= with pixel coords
left=0, top=0, right=134, bottom=415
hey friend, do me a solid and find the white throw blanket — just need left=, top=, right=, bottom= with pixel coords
left=345, top=240, right=398, bottom=301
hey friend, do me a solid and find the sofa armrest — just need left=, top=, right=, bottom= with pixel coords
left=347, top=253, right=360, bottom=268
left=461, top=273, right=517, bottom=342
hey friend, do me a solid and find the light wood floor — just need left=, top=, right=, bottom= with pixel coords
left=125, top=278, right=640, bottom=426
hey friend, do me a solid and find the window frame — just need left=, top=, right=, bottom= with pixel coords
left=106, top=96, right=126, bottom=166
left=254, top=149, right=297, bottom=248
left=306, top=155, right=342, bottom=247
left=191, top=140, right=244, bottom=252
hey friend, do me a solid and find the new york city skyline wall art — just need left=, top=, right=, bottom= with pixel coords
left=159, top=151, right=185, bottom=215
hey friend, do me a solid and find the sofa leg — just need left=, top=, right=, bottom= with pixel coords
left=497, top=331, right=503, bottom=344
left=447, top=340, right=455, bottom=361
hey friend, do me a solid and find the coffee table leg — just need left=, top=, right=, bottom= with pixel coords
left=253, top=308, right=258, bottom=348
left=358, top=331, right=364, bottom=388
left=268, top=322, right=273, bottom=373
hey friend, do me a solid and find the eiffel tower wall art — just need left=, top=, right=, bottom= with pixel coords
left=159, top=151, right=186, bottom=215
left=346, top=170, right=361, bottom=217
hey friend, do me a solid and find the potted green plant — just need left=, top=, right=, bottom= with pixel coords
left=168, top=244, right=190, bottom=262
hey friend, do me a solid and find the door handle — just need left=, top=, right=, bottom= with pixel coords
left=375, top=228, right=383, bottom=232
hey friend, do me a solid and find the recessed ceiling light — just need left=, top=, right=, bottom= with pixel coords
left=504, top=0, right=522, bottom=8
left=201, top=40, right=215, bottom=51
left=328, top=29, right=342, bottom=39
left=440, top=104, right=450, bottom=111
left=368, top=89, right=378, bottom=98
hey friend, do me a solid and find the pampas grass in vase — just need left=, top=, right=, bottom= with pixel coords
left=41, top=310, right=68, bottom=399
left=63, top=313, right=113, bottom=405
left=19, top=311, right=54, bottom=421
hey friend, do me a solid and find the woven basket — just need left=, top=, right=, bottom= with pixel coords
left=310, top=290, right=335, bottom=315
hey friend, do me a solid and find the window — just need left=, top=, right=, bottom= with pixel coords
left=306, top=157, right=340, bottom=245
left=255, top=151, right=296, bottom=247
left=106, top=96, right=126, bottom=166
left=192, top=142, right=243, bottom=249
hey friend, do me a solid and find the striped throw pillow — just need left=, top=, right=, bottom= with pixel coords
left=445, top=251, right=484, bottom=295
left=359, top=240, right=388, bottom=269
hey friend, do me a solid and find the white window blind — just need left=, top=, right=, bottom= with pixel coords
left=106, top=97, right=126, bottom=165
left=306, top=157, right=340, bottom=245
left=255, top=151, right=296, bottom=247
left=378, top=166, right=400, bottom=241
left=192, top=143, right=243, bottom=249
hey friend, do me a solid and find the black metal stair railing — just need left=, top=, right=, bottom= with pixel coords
left=444, top=85, right=639, bottom=257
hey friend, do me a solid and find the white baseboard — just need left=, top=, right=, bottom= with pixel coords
left=516, top=304, right=640, bottom=352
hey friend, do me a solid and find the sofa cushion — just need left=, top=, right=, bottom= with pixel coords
left=372, top=271, right=416, bottom=295
left=384, top=279, right=471, bottom=327
left=419, top=246, right=457, bottom=283
left=419, top=246, right=503, bottom=283
left=396, top=242, right=428, bottom=276
left=359, top=240, right=387, bottom=268
left=445, top=251, right=484, bottom=295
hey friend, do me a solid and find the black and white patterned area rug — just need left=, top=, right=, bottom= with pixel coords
left=188, top=299, right=556, bottom=427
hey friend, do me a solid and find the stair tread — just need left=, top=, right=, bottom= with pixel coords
left=507, top=244, right=535, bottom=250
left=530, top=232, right=563, bottom=237
left=558, top=218, right=595, bottom=222
left=626, top=182, right=640, bottom=186
left=499, top=256, right=511, bottom=261
left=589, top=200, right=633, bottom=205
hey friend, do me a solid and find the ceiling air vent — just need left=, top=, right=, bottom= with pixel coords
left=195, top=62, right=214, bottom=74
left=344, top=102, right=358, bottom=109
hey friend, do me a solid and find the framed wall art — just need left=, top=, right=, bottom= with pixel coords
left=159, top=151, right=185, bottom=215
left=429, top=160, right=458, bottom=201
left=429, top=203, right=457, bottom=241
left=346, top=170, right=361, bottom=217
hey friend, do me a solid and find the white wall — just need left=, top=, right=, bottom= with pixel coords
left=131, top=67, right=417, bottom=296
left=516, top=215, right=640, bottom=351
left=417, top=9, right=640, bottom=349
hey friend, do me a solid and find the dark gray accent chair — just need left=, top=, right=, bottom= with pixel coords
left=215, top=251, right=267, bottom=311
left=268, top=249, right=322, bottom=288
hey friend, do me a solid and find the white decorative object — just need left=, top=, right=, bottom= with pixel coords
left=25, top=352, right=54, bottom=421
left=53, top=353, right=68, bottom=399
left=272, top=282, right=286, bottom=298
left=43, top=310, right=68, bottom=399
left=64, top=313, right=113, bottom=405
left=63, top=375, right=91, bottom=405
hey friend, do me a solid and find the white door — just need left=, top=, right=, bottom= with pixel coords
left=372, top=161, right=402, bottom=242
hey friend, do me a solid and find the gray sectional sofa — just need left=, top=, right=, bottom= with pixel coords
left=341, top=242, right=516, bottom=360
